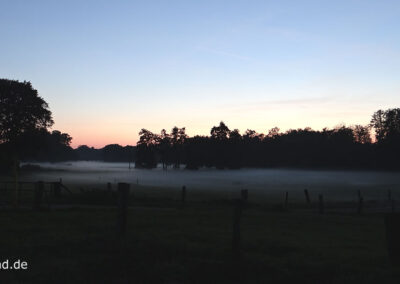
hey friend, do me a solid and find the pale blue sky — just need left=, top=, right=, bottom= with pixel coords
left=1, top=0, right=399, bottom=147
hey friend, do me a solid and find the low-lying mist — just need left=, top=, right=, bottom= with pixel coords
left=19, top=161, right=400, bottom=202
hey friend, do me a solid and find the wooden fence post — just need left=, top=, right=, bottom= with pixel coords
left=284, top=191, right=289, bottom=210
left=33, top=181, right=44, bottom=210
left=357, top=190, right=363, bottom=214
left=233, top=198, right=244, bottom=258
left=53, top=182, right=61, bottom=197
left=117, top=183, right=130, bottom=236
left=319, top=194, right=324, bottom=214
left=304, top=189, right=311, bottom=204
left=107, top=182, right=112, bottom=192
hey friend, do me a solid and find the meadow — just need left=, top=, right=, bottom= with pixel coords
left=1, top=163, right=400, bottom=283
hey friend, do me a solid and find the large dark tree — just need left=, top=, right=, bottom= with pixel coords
left=372, top=109, right=400, bottom=142
left=0, top=79, right=54, bottom=206
left=0, top=79, right=55, bottom=171
left=170, top=127, right=187, bottom=168
left=135, top=129, right=159, bottom=168
left=0, top=79, right=53, bottom=144
left=370, top=108, right=400, bottom=168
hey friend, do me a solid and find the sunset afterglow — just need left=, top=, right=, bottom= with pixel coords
left=1, top=0, right=399, bottom=147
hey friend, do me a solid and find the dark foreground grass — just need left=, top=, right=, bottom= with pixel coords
left=1, top=201, right=400, bottom=284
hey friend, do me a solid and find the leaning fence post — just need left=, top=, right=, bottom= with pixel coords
left=33, top=181, right=44, bottom=210
left=233, top=198, right=244, bottom=258
left=319, top=194, right=324, bottom=214
left=117, top=183, right=130, bottom=236
left=357, top=190, right=363, bottom=214
left=304, top=189, right=311, bottom=204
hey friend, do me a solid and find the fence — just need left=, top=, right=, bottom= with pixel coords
left=0, top=180, right=399, bottom=263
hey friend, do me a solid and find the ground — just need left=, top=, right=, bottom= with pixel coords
left=0, top=182, right=400, bottom=283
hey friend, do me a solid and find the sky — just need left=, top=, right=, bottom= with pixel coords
left=1, top=0, right=399, bottom=148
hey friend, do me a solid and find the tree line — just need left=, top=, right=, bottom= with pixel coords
left=1, top=79, right=399, bottom=171
left=135, top=108, right=400, bottom=170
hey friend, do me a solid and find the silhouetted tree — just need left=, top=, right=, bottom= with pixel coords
left=267, top=127, right=280, bottom=138
left=0, top=79, right=53, bottom=144
left=73, top=144, right=135, bottom=162
left=226, top=129, right=243, bottom=169
left=370, top=109, right=400, bottom=142
left=370, top=110, right=385, bottom=142
left=159, top=129, right=170, bottom=169
left=170, top=127, right=187, bottom=168
left=210, top=122, right=231, bottom=169
left=136, top=129, right=159, bottom=168
left=210, top=121, right=230, bottom=140
left=370, top=108, right=400, bottom=168
left=0, top=79, right=54, bottom=175
left=75, top=145, right=102, bottom=160
left=50, top=130, right=72, bottom=146
left=352, top=125, right=371, bottom=144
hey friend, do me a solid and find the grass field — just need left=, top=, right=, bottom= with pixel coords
left=1, top=182, right=400, bottom=283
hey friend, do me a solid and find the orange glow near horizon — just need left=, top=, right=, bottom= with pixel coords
left=59, top=101, right=380, bottom=149
left=49, top=93, right=393, bottom=151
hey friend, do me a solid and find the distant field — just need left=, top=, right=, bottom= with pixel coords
left=14, top=161, right=400, bottom=203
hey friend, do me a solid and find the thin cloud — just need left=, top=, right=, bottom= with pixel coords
left=220, top=97, right=334, bottom=112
